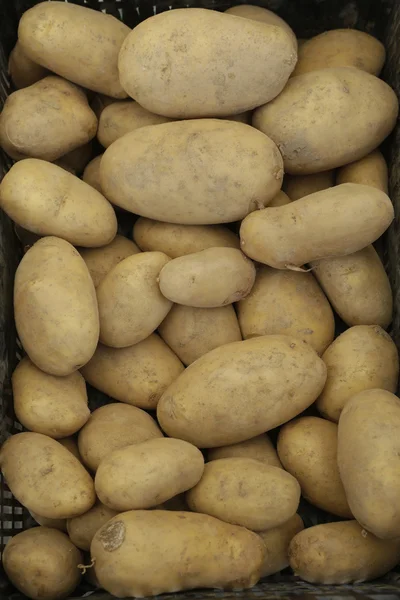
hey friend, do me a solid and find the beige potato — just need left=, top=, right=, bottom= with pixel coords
left=79, top=235, right=140, bottom=288
left=338, top=389, right=400, bottom=538
left=289, top=521, right=400, bottom=584
left=157, top=335, right=326, bottom=448
left=92, top=510, right=265, bottom=596
left=0, top=432, right=95, bottom=519
left=336, top=150, right=388, bottom=193
left=317, top=326, right=398, bottom=422
left=225, top=5, right=296, bottom=47
left=187, top=458, right=300, bottom=530
left=283, top=171, right=334, bottom=200
left=91, top=94, right=116, bottom=119
left=268, top=190, right=292, bottom=207
left=58, top=437, right=82, bottom=462
left=83, top=155, right=103, bottom=193
left=55, top=142, right=93, bottom=175
left=100, top=120, right=284, bottom=223
left=237, top=267, right=334, bottom=355
left=12, top=357, right=90, bottom=438
left=240, top=184, right=394, bottom=269
left=19, top=2, right=130, bottom=98
left=278, top=417, right=352, bottom=517
left=3, top=527, right=83, bottom=600
left=253, top=67, right=398, bottom=174
left=14, top=237, right=99, bottom=376
left=0, top=160, right=117, bottom=247
left=67, top=502, right=119, bottom=551
left=159, top=304, right=242, bottom=366
left=81, top=334, right=184, bottom=409
left=311, top=245, right=392, bottom=328
left=118, top=9, right=296, bottom=118
left=159, top=248, right=256, bottom=307
left=96, top=438, right=205, bottom=511
left=78, top=403, right=163, bottom=472
left=8, top=41, right=49, bottom=89
left=258, top=514, right=304, bottom=577
left=97, top=252, right=172, bottom=347
left=29, top=512, right=67, bottom=532
left=208, top=434, right=282, bottom=468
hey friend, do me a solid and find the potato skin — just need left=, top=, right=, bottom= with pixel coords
left=14, top=237, right=99, bottom=376
left=289, top=521, right=400, bottom=584
left=8, top=41, right=49, bottom=89
left=253, top=67, right=398, bottom=174
left=258, top=514, right=304, bottom=577
left=157, top=335, right=326, bottom=448
left=0, top=432, right=95, bottom=519
left=91, top=510, right=265, bottom=596
left=338, top=389, right=400, bottom=539
left=100, top=119, right=284, bottom=224
left=83, top=155, right=103, bottom=193
left=58, top=437, right=82, bottom=462
left=79, top=235, right=140, bottom=288
left=29, top=512, right=67, bottom=532
left=240, top=184, right=394, bottom=269
left=225, top=5, right=296, bottom=47
left=208, top=434, right=282, bottom=468
left=336, top=150, right=388, bottom=193
left=317, top=325, right=398, bottom=422
left=55, top=142, right=93, bottom=176
left=283, top=171, right=334, bottom=200
left=67, top=502, right=119, bottom=551
left=268, top=190, right=292, bottom=207
left=3, top=527, right=83, bottom=600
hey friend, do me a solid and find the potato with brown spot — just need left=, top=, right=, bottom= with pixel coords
left=258, top=514, right=304, bottom=577
left=79, top=235, right=140, bottom=288
left=336, top=150, right=388, bottom=193
left=67, top=502, right=119, bottom=551
left=283, top=171, right=334, bottom=200
left=208, top=434, right=282, bottom=468
left=8, top=41, right=49, bottom=89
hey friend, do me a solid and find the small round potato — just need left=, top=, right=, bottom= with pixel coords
left=336, top=150, right=388, bottom=193
left=79, top=235, right=140, bottom=288
left=83, top=155, right=103, bottom=193
left=208, top=434, right=282, bottom=468
left=258, top=514, right=304, bottom=577
left=67, top=502, right=119, bottom=551
left=8, top=41, right=49, bottom=89
left=283, top=171, right=334, bottom=200
left=225, top=5, right=296, bottom=48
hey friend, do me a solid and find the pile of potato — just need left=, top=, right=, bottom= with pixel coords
left=0, top=1, right=399, bottom=598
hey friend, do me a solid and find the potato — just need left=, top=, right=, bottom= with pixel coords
left=253, top=67, right=398, bottom=174
left=18, top=2, right=130, bottom=98
left=3, top=527, right=83, bottom=600
left=240, top=184, right=394, bottom=269
left=278, top=417, right=352, bottom=517
left=159, top=305, right=242, bottom=366
left=29, top=512, right=67, bottom=532
left=258, top=514, right=304, bottom=577
left=100, top=120, right=284, bottom=223
left=208, top=434, right=282, bottom=468
left=79, top=235, right=140, bottom=288
left=268, top=190, right=292, bottom=207
left=157, top=335, right=326, bottom=447
left=67, top=502, right=119, bottom=551
left=292, top=29, right=385, bottom=76
left=224, top=5, right=296, bottom=48
left=338, top=389, right=400, bottom=538
left=237, top=267, right=334, bottom=355
left=14, top=237, right=99, bottom=376
left=83, top=155, right=103, bottom=193
left=97, top=252, right=172, bottom=347
left=8, top=41, right=49, bottom=89
left=0, top=432, right=95, bottom=519
left=317, top=326, right=398, bottom=422
left=289, top=521, right=400, bottom=584
left=283, top=171, right=334, bottom=200
left=81, top=334, right=184, bottom=409
left=91, top=510, right=265, bottom=596
left=91, top=94, right=116, bottom=119
left=133, top=218, right=240, bottom=258
left=78, top=403, right=163, bottom=472
left=118, top=8, right=296, bottom=118
left=0, top=160, right=117, bottom=247
left=58, top=437, right=82, bottom=462
left=96, top=438, right=204, bottom=511
left=159, top=248, right=256, bottom=307
left=336, top=149, right=388, bottom=193
left=12, top=357, right=90, bottom=438
left=311, top=245, right=392, bottom=328
left=55, top=142, right=93, bottom=175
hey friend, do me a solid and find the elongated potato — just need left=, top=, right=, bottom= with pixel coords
left=317, top=326, right=398, bottom=422
left=157, top=335, right=326, bottom=448
left=240, top=184, right=394, bottom=269
left=225, top=5, right=296, bottom=47
left=79, top=235, right=140, bottom=288
left=289, top=521, right=400, bottom=584
left=253, top=67, right=398, bottom=174
left=0, top=432, right=95, bottom=519
left=83, top=155, right=103, bottom=193
left=67, top=502, right=119, bottom=551
left=283, top=171, right=334, bottom=200
left=311, top=245, right=392, bottom=328
left=336, top=150, right=388, bottom=193
left=268, top=190, right=292, bottom=207
left=8, top=41, right=49, bottom=89
left=0, top=160, right=117, bottom=247
left=258, top=515, right=304, bottom=577
left=338, top=389, right=400, bottom=538
left=237, top=267, right=334, bottom=355
left=14, top=237, right=99, bottom=376
left=81, top=334, right=184, bottom=409
left=100, top=120, right=284, bottom=224
left=208, top=434, right=282, bottom=468
left=92, top=510, right=265, bottom=596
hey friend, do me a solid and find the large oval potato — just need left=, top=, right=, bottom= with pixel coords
left=14, top=237, right=99, bottom=376
left=81, top=334, right=184, bottom=409
left=157, top=335, right=326, bottom=448
left=8, top=41, right=49, bottom=89
left=258, top=515, right=304, bottom=577
left=67, top=502, right=119, bottom=551
left=3, top=527, right=83, bottom=600
left=118, top=8, right=296, bottom=118
left=0, top=432, right=95, bottom=519
left=18, top=2, right=130, bottom=98
left=0, top=160, right=117, bottom=247
left=208, top=434, right=282, bottom=468
left=336, top=150, right=388, bottom=193
left=92, top=510, right=265, bottom=596
left=289, top=521, right=400, bottom=584
left=278, top=417, right=352, bottom=517
left=83, top=155, right=103, bottom=193
left=97, top=252, right=172, bottom=347
left=79, top=235, right=140, bottom=288
left=237, top=267, right=334, bottom=355
left=338, top=389, right=400, bottom=538
left=283, top=171, right=334, bottom=200
left=225, top=5, right=296, bottom=47
left=240, top=184, right=394, bottom=269
left=253, top=67, right=398, bottom=174
left=187, top=458, right=300, bottom=530
left=100, top=119, right=284, bottom=224
left=317, top=326, right=398, bottom=422
left=159, top=248, right=256, bottom=307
